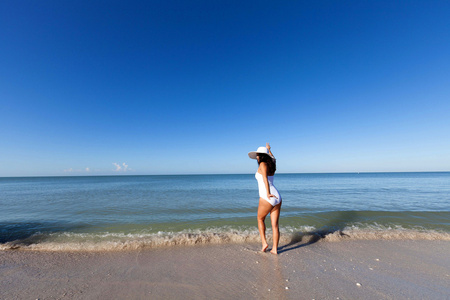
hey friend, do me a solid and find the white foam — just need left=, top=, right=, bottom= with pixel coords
left=321, top=224, right=450, bottom=242
left=1, top=225, right=449, bottom=251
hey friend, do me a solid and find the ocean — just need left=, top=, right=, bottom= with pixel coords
left=1, top=172, right=449, bottom=251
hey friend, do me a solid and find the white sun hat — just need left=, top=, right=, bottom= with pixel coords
left=248, top=146, right=273, bottom=159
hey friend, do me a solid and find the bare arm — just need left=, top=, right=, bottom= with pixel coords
left=266, top=143, right=274, bottom=158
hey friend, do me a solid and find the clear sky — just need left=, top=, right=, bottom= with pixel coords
left=1, top=1, right=449, bottom=176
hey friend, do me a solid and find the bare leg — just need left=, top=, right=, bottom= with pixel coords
left=257, top=198, right=273, bottom=252
left=269, top=201, right=282, bottom=255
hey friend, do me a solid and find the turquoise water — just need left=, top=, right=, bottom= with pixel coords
left=1, top=172, right=449, bottom=250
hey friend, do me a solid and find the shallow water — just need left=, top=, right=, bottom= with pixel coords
left=1, top=172, right=449, bottom=250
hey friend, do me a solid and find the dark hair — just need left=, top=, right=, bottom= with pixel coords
left=257, top=153, right=276, bottom=175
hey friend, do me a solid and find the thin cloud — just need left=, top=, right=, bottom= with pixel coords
left=64, top=168, right=91, bottom=173
left=113, top=162, right=130, bottom=172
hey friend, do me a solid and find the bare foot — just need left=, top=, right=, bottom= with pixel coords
left=270, top=249, right=278, bottom=255
left=261, top=243, right=269, bottom=252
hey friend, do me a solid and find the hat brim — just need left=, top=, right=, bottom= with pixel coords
left=248, top=151, right=274, bottom=160
left=248, top=151, right=258, bottom=159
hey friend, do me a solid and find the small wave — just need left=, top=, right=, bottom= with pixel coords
left=0, top=227, right=262, bottom=251
left=302, top=224, right=450, bottom=242
left=1, top=225, right=449, bottom=251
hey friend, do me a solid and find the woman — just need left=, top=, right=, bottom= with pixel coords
left=248, top=143, right=282, bottom=254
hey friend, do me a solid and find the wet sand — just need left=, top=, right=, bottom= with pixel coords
left=1, top=240, right=449, bottom=299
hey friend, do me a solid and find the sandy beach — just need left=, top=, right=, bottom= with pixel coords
left=1, top=239, right=449, bottom=300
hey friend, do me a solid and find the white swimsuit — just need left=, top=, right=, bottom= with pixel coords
left=255, top=172, right=281, bottom=206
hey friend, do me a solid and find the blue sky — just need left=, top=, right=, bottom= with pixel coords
left=1, top=1, right=449, bottom=176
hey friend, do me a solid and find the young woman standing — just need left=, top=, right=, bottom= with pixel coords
left=248, top=143, right=282, bottom=254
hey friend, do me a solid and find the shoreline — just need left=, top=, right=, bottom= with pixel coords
left=2, top=226, right=449, bottom=251
left=1, top=240, right=449, bottom=299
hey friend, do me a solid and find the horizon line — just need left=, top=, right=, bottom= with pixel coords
left=1, top=170, right=449, bottom=178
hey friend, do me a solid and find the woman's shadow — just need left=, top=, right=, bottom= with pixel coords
left=278, top=211, right=357, bottom=254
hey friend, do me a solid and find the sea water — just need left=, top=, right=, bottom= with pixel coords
left=1, top=172, right=449, bottom=250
